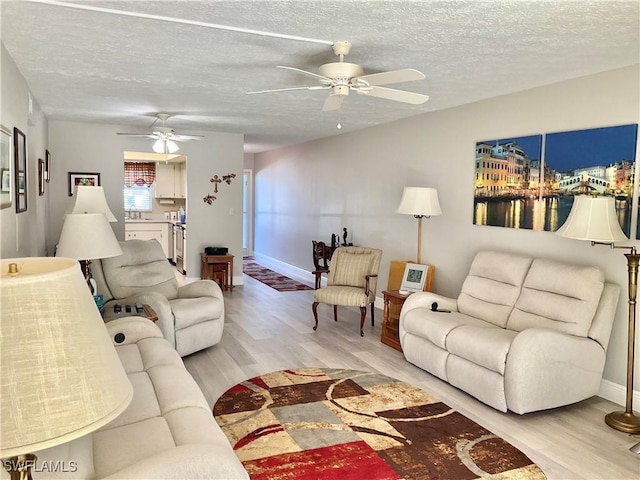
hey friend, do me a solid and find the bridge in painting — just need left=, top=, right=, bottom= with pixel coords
left=557, top=175, right=609, bottom=193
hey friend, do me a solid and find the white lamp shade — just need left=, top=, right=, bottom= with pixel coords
left=67, top=186, right=117, bottom=222
left=57, top=213, right=123, bottom=260
left=0, top=257, right=133, bottom=457
left=397, top=187, right=442, bottom=216
left=556, top=195, right=628, bottom=243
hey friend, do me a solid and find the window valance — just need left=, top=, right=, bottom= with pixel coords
left=124, top=162, right=156, bottom=187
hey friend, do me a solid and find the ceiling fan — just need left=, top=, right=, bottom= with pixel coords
left=247, top=41, right=429, bottom=112
left=117, top=113, right=204, bottom=153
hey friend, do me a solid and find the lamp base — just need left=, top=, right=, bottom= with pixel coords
left=605, top=410, right=640, bottom=434
left=2, top=454, right=36, bottom=480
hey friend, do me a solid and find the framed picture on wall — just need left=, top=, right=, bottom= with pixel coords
left=45, top=149, right=51, bottom=182
left=38, top=158, right=45, bottom=196
left=68, top=171, right=100, bottom=196
left=14, top=127, right=27, bottom=213
left=0, top=125, right=12, bottom=209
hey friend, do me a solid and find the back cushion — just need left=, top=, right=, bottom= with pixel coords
left=507, top=259, right=604, bottom=336
left=101, top=239, right=179, bottom=300
left=457, top=251, right=533, bottom=327
left=329, top=250, right=374, bottom=288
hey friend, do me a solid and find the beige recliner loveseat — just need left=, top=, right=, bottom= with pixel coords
left=399, top=250, right=620, bottom=414
left=93, top=239, right=224, bottom=357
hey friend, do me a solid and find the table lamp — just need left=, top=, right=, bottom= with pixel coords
left=1, top=257, right=133, bottom=479
left=67, top=185, right=117, bottom=221
left=56, top=213, right=123, bottom=293
left=397, top=187, right=442, bottom=264
left=556, top=195, right=640, bottom=434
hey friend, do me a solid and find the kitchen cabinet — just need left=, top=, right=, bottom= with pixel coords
left=125, top=222, right=171, bottom=258
left=155, top=162, right=186, bottom=199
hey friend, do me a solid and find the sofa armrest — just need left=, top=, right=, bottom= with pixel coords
left=399, top=291, right=458, bottom=321
left=505, top=327, right=606, bottom=414
left=101, top=444, right=249, bottom=480
left=178, top=279, right=223, bottom=300
left=105, top=317, right=164, bottom=345
left=104, top=292, right=175, bottom=349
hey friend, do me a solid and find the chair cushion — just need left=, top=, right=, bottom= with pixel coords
left=329, top=251, right=373, bottom=288
left=170, top=297, right=223, bottom=330
left=313, top=285, right=372, bottom=307
left=446, top=326, right=518, bottom=375
left=101, top=240, right=179, bottom=300
left=507, top=259, right=604, bottom=337
left=402, top=309, right=495, bottom=349
left=457, top=251, right=532, bottom=327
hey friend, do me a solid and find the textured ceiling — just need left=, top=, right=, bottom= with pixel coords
left=2, top=0, right=639, bottom=152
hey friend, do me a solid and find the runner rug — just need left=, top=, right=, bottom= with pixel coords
left=213, top=367, right=546, bottom=480
left=243, top=258, right=313, bottom=292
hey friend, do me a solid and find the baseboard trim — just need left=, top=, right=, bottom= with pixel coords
left=598, top=379, right=640, bottom=408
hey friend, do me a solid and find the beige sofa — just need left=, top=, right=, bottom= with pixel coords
left=399, top=250, right=620, bottom=414
left=31, top=317, right=248, bottom=479
left=93, top=239, right=224, bottom=357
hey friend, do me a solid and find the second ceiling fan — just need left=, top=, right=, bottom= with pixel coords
left=248, top=41, right=429, bottom=111
left=117, top=113, right=204, bottom=154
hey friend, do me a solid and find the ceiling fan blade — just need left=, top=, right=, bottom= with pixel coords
left=116, top=133, right=156, bottom=138
left=322, top=94, right=345, bottom=112
left=247, top=85, right=329, bottom=95
left=355, top=68, right=425, bottom=87
left=277, top=65, right=333, bottom=84
left=357, top=86, right=429, bottom=105
left=171, top=134, right=204, bottom=141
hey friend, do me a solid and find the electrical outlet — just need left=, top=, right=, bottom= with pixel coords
left=229, top=208, right=234, bottom=215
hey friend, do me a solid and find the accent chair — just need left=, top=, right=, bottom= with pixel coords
left=312, top=246, right=382, bottom=336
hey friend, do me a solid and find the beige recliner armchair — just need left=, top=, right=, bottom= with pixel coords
left=92, top=239, right=224, bottom=357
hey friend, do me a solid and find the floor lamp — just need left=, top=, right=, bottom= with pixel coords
left=397, top=187, right=442, bottom=264
left=556, top=195, right=640, bottom=435
left=1, top=257, right=133, bottom=479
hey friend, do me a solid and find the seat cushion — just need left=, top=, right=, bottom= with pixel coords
left=401, top=309, right=494, bottom=349
left=170, top=296, right=223, bottom=330
left=457, top=251, right=532, bottom=327
left=507, top=259, right=604, bottom=337
left=446, top=326, right=518, bottom=375
left=313, top=285, right=372, bottom=306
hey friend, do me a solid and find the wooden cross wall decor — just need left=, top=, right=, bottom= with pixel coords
left=203, top=172, right=237, bottom=205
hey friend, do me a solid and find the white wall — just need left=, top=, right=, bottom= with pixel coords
left=47, top=121, right=244, bottom=280
left=253, top=65, right=640, bottom=403
left=0, top=44, right=48, bottom=259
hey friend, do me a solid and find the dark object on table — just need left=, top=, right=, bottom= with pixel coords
left=205, top=246, right=229, bottom=255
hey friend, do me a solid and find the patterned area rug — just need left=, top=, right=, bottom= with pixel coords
left=243, top=258, right=313, bottom=292
left=213, top=368, right=546, bottom=480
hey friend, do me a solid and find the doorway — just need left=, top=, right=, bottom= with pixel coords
left=243, top=169, right=253, bottom=257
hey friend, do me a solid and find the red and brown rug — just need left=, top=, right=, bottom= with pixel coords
left=243, top=258, right=313, bottom=292
left=213, top=368, right=546, bottom=480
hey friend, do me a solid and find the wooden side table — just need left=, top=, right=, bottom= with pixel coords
left=381, top=290, right=410, bottom=352
left=200, top=253, right=234, bottom=291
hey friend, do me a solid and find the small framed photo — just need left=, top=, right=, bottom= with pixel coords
left=45, top=149, right=51, bottom=182
left=38, top=158, right=45, bottom=196
left=68, top=171, right=100, bottom=196
left=400, top=263, right=428, bottom=293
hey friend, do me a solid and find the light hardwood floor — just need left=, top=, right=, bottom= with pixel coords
left=183, top=273, right=640, bottom=480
